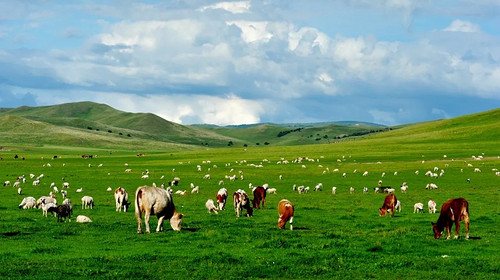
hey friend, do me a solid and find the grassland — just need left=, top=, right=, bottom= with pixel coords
left=0, top=108, right=498, bottom=279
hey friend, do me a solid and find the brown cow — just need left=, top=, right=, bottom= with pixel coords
left=252, top=186, right=267, bottom=209
left=135, top=186, right=183, bottom=233
left=379, top=194, right=397, bottom=217
left=278, top=199, right=294, bottom=230
left=432, top=198, right=470, bottom=240
left=233, top=189, right=253, bottom=217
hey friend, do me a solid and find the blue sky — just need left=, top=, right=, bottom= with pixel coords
left=0, top=0, right=499, bottom=125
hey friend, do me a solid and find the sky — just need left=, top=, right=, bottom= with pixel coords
left=0, top=0, right=499, bottom=126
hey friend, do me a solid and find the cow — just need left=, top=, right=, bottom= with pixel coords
left=216, top=188, right=228, bottom=210
left=233, top=189, right=253, bottom=218
left=114, top=187, right=130, bottom=212
left=379, top=194, right=397, bottom=217
left=135, top=186, right=183, bottom=233
left=432, top=198, right=470, bottom=240
left=277, top=199, right=294, bottom=230
left=252, top=186, right=267, bottom=209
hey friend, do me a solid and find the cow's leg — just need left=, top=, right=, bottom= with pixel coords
left=454, top=218, right=461, bottom=239
left=156, top=216, right=165, bottom=232
left=464, top=213, right=470, bottom=239
left=445, top=226, right=451, bottom=240
left=289, top=216, right=293, bottom=231
left=144, top=211, right=151, bottom=233
left=136, top=211, right=143, bottom=234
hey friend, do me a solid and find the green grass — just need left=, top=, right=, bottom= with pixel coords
left=0, top=137, right=498, bottom=279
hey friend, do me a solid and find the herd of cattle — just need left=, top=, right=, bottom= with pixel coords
left=5, top=153, right=496, bottom=240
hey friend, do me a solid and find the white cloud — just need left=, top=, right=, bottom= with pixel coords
left=200, top=1, right=251, bottom=14
left=443, top=20, right=481, bottom=33
left=226, top=21, right=273, bottom=43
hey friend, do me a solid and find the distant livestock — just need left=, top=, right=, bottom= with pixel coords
left=114, top=187, right=130, bottom=212
left=56, top=204, right=72, bottom=222
left=414, top=203, right=424, bottom=213
left=379, top=194, right=397, bottom=217
left=428, top=200, right=437, bottom=214
left=432, top=198, right=470, bottom=240
left=252, top=186, right=267, bottom=209
left=81, top=196, right=94, bottom=209
left=18, top=197, right=36, bottom=209
left=277, top=199, right=294, bottom=230
left=135, top=186, right=183, bottom=233
left=76, top=215, right=92, bottom=223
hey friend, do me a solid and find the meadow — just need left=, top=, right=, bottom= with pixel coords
left=0, top=135, right=499, bottom=280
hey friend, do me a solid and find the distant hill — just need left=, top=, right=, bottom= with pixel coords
left=0, top=102, right=497, bottom=151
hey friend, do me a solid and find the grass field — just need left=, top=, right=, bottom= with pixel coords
left=0, top=133, right=499, bottom=279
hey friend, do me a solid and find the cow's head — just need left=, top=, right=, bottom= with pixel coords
left=379, top=207, right=387, bottom=216
left=170, top=212, right=184, bottom=231
left=431, top=222, right=443, bottom=239
left=278, top=216, right=286, bottom=229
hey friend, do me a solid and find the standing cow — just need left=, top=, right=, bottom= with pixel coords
left=278, top=199, right=294, bottom=230
left=379, top=194, right=397, bottom=217
left=432, top=198, right=470, bottom=240
left=216, top=188, right=228, bottom=211
left=135, top=186, right=183, bottom=233
left=114, top=187, right=130, bottom=212
left=233, top=189, right=253, bottom=217
left=252, top=186, right=267, bottom=209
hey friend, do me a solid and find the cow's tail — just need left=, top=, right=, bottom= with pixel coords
left=135, top=187, right=143, bottom=218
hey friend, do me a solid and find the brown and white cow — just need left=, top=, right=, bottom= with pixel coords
left=379, top=194, right=397, bottom=217
left=114, top=187, right=130, bottom=212
left=432, top=198, right=470, bottom=240
left=216, top=188, right=228, bottom=211
left=135, top=186, right=183, bottom=233
left=252, top=186, right=267, bottom=209
left=233, top=189, right=253, bottom=217
left=278, top=199, right=294, bottom=230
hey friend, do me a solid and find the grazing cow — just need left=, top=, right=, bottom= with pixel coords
left=252, top=186, right=267, bottom=209
left=81, top=196, right=94, bottom=209
left=379, top=194, right=397, bottom=217
left=233, top=190, right=253, bottom=217
left=277, top=199, right=294, bottom=230
left=414, top=203, right=424, bottom=213
left=205, top=199, right=219, bottom=214
left=114, top=187, right=130, bottom=212
left=135, top=186, right=183, bottom=233
left=216, top=188, right=228, bottom=210
left=432, top=198, right=470, bottom=240
left=428, top=200, right=437, bottom=214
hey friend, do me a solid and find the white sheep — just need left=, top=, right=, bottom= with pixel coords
left=331, top=187, right=336, bottom=194
left=76, top=215, right=92, bottom=223
left=18, top=197, right=36, bottom=209
left=266, top=188, right=277, bottom=194
left=425, top=183, right=438, bottom=190
left=81, top=196, right=94, bottom=209
left=42, top=202, right=57, bottom=217
left=313, top=183, right=323, bottom=191
left=428, top=200, right=437, bottom=214
left=205, top=199, right=219, bottom=214
left=395, top=200, right=402, bottom=212
left=413, top=203, right=424, bottom=213
left=191, top=186, right=199, bottom=194
left=349, top=187, right=354, bottom=194
left=363, top=187, right=368, bottom=194
left=175, top=190, right=187, bottom=195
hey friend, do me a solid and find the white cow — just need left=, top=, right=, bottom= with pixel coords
left=114, top=187, right=129, bottom=212
left=135, top=186, right=183, bottom=233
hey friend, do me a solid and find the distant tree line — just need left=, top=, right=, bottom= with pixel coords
left=277, top=127, right=304, bottom=137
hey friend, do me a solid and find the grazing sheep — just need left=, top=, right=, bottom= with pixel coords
left=303, top=186, right=310, bottom=193
left=81, top=196, right=94, bottom=209
left=175, top=190, right=187, bottom=195
left=331, top=187, right=336, bottom=194
left=313, top=183, right=323, bottom=191
left=425, top=183, right=438, bottom=190
left=363, top=187, right=368, bottom=194
left=17, top=187, right=22, bottom=195
left=13, top=181, right=21, bottom=188
left=191, top=186, right=200, bottom=194
left=297, top=186, right=305, bottom=194
left=266, top=188, right=277, bottom=195
left=205, top=199, right=219, bottom=214
left=414, top=203, right=424, bottom=213
left=62, top=182, right=70, bottom=188
left=36, top=196, right=57, bottom=209
left=76, top=215, right=92, bottom=223
left=349, top=187, right=354, bottom=194
left=395, top=200, right=402, bottom=212
left=3, top=180, right=11, bottom=186
left=42, top=203, right=58, bottom=217
left=76, top=188, right=83, bottom=193
left=18, top=197, right=36, bottom=209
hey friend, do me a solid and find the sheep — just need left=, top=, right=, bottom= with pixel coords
left=191, top=186, right=199, bottom=194
left=17, top=187, right=22, bottom=195
left=425, top=183, right=438, bottom=190
left=474, top=168, right=481, bottom=173
left=363, top=171, right=369, bottom=176
left=62, top=182, right=70, bottom=188
left=314, top=183, right=323, bottom=191
left=3, top=180, right=11, bottom=186
left=303, top=186, right=310, bottom=193
left=13, top=181, right=21, bottom=188
left=36, top=196, right=57, bottom=209
left=32, top=180, right=40, bottom=186
left=76, top=188, right=83, bottom=193
left=400, top=185, right=408, bottom=193
left=18, top=197, right=36, bottom=209
left=106, top=187, right=113, bottom=191
left=297, top=186, right=305, bottom=194
left=428, top=200, right=437, bottom=214
left=175, top=190, right=187, bottom=195
left=331, top=187, right=336, bottom=194
left=81, top=196, right=94, bottom=209
left=395, top=200, right=402, bottom=212
left=363, top=187, right=368, bottom=194
left=205, top=199, right=219, bottom=214
left=349, top=187, right=354, bottom=194
left=42, top=202, right=58, bottom=217
left=413, top=203, right=424, bottom=213
left=266, top=188, right=277, bottom=195
left=76, top=215, right=92, bottom=223
left=141, top=174, right=149, bottom=179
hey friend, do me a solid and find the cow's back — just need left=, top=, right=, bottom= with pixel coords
left=136, top=186, right=174, bottom=217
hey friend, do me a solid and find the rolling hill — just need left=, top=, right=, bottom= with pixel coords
left=0, top=101, right=497, bottom=152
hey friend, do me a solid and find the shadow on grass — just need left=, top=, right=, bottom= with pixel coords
left=292, top=227, right=310, bottom=231
left=468, top=236, right=481, bottom=240
left=182, top=228, right=200, bottom=232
